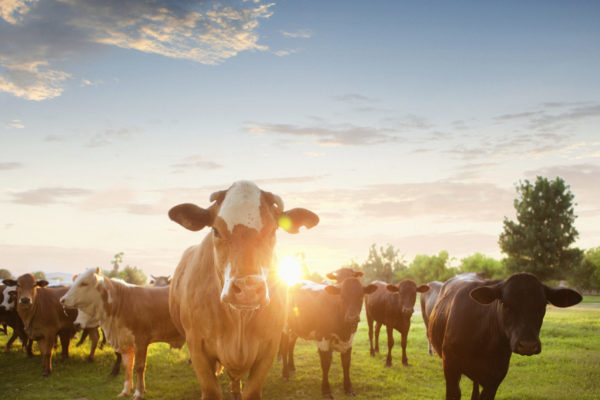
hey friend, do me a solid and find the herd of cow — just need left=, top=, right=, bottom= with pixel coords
left=0, top=181, right=584, bottom=400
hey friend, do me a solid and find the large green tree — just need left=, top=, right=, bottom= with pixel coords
left=360, top=244, right=408, bottom=283
left=568, top=247, right=600, bottom=291
left=459, top=253, right=506, bottom=279
left=499, top=176, right=582, bottom=281
left=396, top=250, right=456, bottom=283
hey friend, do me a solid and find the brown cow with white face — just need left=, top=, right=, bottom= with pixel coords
left=4, top=274, right=77, bottom=376
left=149, top=275, right=171, bottom=287
left=169, top=180, right=319, bottom=400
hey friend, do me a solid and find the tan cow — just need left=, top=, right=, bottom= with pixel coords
left=60, top=268, right=185, bottom=399
left=3, top=274, right=77, bottom=376
left=169, top=180, right=319, bottom=400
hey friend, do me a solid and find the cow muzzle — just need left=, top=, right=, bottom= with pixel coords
left=20, top=297, right=32, bottom=305
left=221, top=275, right=270, bottom=311
left=514, top=338, right=542, bottom=356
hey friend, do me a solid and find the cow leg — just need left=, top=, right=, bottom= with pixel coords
left=341, top=347, right=355, bottom=396
left=228, top=372, right=242, bottom=400
left=287, top=334, right=298, bottom=373
left=479, top=384, right=499, bottom=400
left=243, top=339, right=280, bottom=400
left=25, top=337, right=34, bottom=357
left=428, top=338, right=434, bottom=356
left=471, top=381, right=480, bottom=400
left=86, top=328, right=99, bottom=362
left=118, top=348, right=134, bottom=398
left=374, top=321, right=382, bottom=353
left=110, top=351, right=122, bottom=377
left=132, top=344, right=148, bottom=400
left=442, top=358, right=461, bottom=400
left=367, top=314, right=375, bottom=357
left=318, top=349, right=333, bottom=399
left=6, top=331, right=18, bottom=351
left=99, top=328, right=107, bottom=350
left=58, top=330, right=72, bottom=359
left=385, top=325, right=394, bottom=367
left=400, top=330, right=409, bottom=366
left=38, top=337, right=54, bottom=377
left=280, top=332, right=290, bottom=381
left=189, top=346, right=222, bottom=400
left=77, top=329, right=89, bottom=347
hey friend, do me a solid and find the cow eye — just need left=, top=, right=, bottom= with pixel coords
left=212, top=227, right=221, bottom=239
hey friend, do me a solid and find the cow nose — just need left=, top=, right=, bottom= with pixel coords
left=20, top=297, right=31, bottom=305
left=515, top=339, right=541, bottom=355
left=226, top=275, right=269, bottom=309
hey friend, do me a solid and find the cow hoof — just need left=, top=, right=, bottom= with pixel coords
left=132, top=390, right=145, bottom=400
left=384, top=362, right=392, bottom=368
left=118, top=391, right=130, bottom=398
left=87, top=357, right=94, bottom=363
left=344, top=388, right=356, bottom=397
left=402, top=361, right=410, bottom=367
left=369, top=350, right=375, bottom=357
left=322, top=393, right=333, bottom=399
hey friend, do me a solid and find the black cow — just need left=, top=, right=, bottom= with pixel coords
left=428, top=272, right=582, bottom=400
left=419, top=280, right=443, bottom=355
left=325, top=268, right=364, bottom=283
left=281, top=279, right=377, bottom=398
left=365, top=280, right=429, bottom=367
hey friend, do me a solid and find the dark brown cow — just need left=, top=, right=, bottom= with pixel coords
left=419, top=280, right=442, bottom=355
left=169, top=180, right=319, bottom=400
left=365, top=279, right=429, bottom=367
left=429, top=272, right=582, bottom=400
left=325, top=268, right=363, bottom=283
left=281, top=279, right=377, bottom=398
left=0, top=283, right=33, bottom=355
left=3, top=274, right=77, bottom=376
left=149, top=275, right=171, bottom=287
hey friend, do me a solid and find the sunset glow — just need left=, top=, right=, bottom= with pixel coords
left=278, top=256, right=303, bottom=286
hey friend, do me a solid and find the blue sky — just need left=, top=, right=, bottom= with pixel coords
left=1, top=0, right=599, bottom=279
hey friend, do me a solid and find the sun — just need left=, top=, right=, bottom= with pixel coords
left=278, top=255, right=303, bottom=286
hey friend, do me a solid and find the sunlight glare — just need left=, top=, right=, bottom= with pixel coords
left=278, top=255, right=303, bottom=286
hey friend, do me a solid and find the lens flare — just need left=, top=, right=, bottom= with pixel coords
left=278, top=255, right=303, bottom=286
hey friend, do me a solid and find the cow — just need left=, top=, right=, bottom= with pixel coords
left=168, top=180, right=319, bottom=400
left=3, top=274, right=77, bottom=376
left=281, top=279, right=377, bottom=398
left=428, top=272, right=582, bottom=400
left=325, top=268, right=364, bottom=283
left=149, top=275, right=171, bottom=287
left=60, top=268, right=185, bottom=400
left=365, top=279, right=429, bottom=367
left=419, top=280, right=442, bottom=355
left=0, top=283, right=33, bottom=355
left=73, top=308, right=122, bottom=376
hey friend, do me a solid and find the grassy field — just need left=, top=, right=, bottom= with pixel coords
left=1, top=299, right=599, bottom=400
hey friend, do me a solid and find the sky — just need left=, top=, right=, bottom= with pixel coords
left=1, top=0, right=600, bottom=280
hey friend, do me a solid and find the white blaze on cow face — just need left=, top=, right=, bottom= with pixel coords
left=1, top=285, right=16, bottom=311
left=218, top=181, right=264, bottom=233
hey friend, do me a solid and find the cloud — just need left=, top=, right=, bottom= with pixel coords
left=85, top=127, right=139, bottom=147
left=332, top=93, right=377, bottom=104
left=0, top=162, right=23, bottom=170
left=170, top=155, right=224, bottom=172
left=281, top=29, right=312, bottom=39
left=0, top=0, right=274, bottom=100
left=5, top=119, right=24, bottom=128
left=8, top=186, right=92, bottom=205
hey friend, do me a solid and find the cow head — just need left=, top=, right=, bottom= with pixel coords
left=470, top=272, right=582, bottom=356
left=386, top=279, right=429, bottom=315
left=326, top=268, right=364, bottom=283
left=0, top=284, right=17, bottom=312
left=169, top=181, right=319, bottom=311
left=3, top=274, right=48, bottom=311
left=325, top=278, right=378, bottom=327
left=149, top=275, right=171, bottom=287
left=60, top=268, right=105, bottom=319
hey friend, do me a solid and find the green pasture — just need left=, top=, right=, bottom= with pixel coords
left=1, top=299, right=598, bottom=399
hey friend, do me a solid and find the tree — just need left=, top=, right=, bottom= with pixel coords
left=459, top=253, right=506, bottom=279
left=568, top=247, right=600, bottom=292
left=396, top=250, right=456, bottom=283
left=33, top=271, right=46, bottom=281
left=0, top=268, right=12, bottom=280
left=499, top=176, right=582, bottom=281
left=103, top=252, right=147, bottom=285
left=360, top=244, right=408, bottom=283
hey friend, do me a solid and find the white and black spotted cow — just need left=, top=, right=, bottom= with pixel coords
left=281, top=279, right=377, bottom=398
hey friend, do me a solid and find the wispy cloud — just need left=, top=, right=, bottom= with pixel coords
left=0, top=162, right=23, bottom=170
left=281, top=29, right=312, bottom=39
left=9, top=187, right=91, bottom=205
left=85, top=127, right=139, bottom=147
left=170, top=155, right=224, bottom=173
left=0, top=0, right=274, bottom=100
left=5, top=119, right=25, bottom=128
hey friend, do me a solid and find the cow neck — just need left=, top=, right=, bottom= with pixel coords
left=19, top=289, right=41, bottom=332
left=101, top=277, right=121, bottom=320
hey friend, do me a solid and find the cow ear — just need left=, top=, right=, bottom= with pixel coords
left=544, top=286, right=582, bottom=308
left=326, top=272, right=336, bottom=280
left=169, top=203, right=214, bottom=231
left=278, top=208, right=319, bottom=234
left=470, top=285, right=501, bottom=304
left=417, top=284, right=430, bottom=293
left=354, top=271, right=364, bottom=278
left=36, top=280, right=49, bottom=288
left=3, top=279, right=17, bottom=286
left=149, top=280, right=155, bottom=285
left=364, top=284, right=378, bottom=295
left=325, top=285, right=341, bottom=295
left=386, top=284, right=399, bottom=293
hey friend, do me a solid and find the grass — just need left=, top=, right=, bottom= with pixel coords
left=1, top=297, right=599, bottom=399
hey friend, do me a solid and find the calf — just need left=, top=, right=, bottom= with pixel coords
left=61, top=268, right=185, bottom=400
left=281, top=279, right=377, bottom=398
left=0, top=284, right=33, bottom=355
left=428, top=272, right=582, bottom=400
left=365, top=280, right=429, bottom=367
left=3, top=275, right=77, bottom=376
left=74, top=309, right=122, bottom=376
left=419, top=280, right=442, bottom=355
left=148, top=275, right=171, bottom=287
